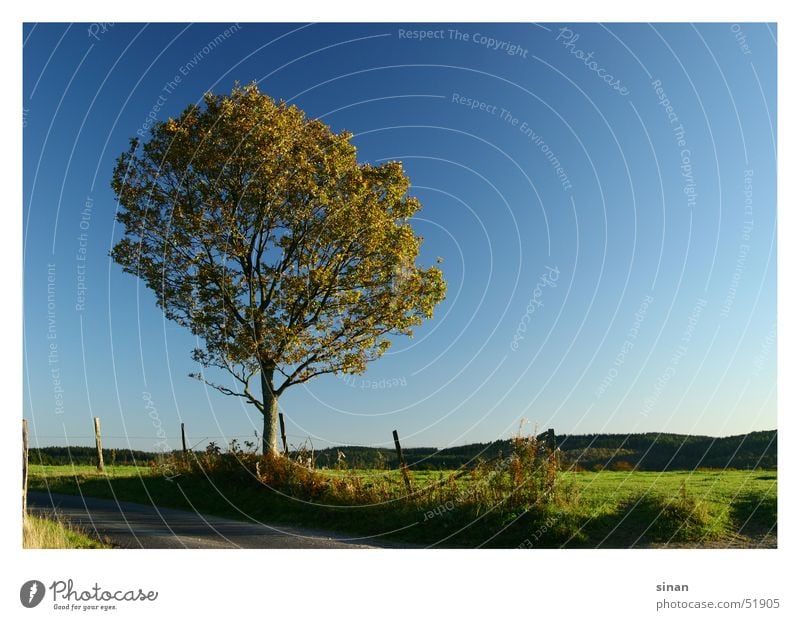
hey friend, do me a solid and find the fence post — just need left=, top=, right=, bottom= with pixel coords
left=93, top=417, right=104, bottom=472
left=535, top=428, right=558, bottom=469
left=392, top=430, right=413, bottom=494
left=278, top=413, right=288, bottom=457
left=547, top=428, right=560, bottom=469
left=181, top=422, right=188, bottom=455
left=22, top=419, right=29, bottom=517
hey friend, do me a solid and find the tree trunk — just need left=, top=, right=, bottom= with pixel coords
left=261, top=371, right=279, bottom=456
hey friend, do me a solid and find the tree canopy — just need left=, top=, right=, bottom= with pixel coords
left=111, top=83, right=446, bottom=453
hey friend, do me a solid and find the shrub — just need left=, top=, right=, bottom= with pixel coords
left=152, top=427, right=572, bottom=525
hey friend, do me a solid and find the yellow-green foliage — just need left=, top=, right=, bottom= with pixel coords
left=110, top=83, right=447, bottom=454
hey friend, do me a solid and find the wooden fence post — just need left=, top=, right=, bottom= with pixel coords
left=181, top=422, right=188, bottom=455
left=22, top=419, right=29, bottom=517
left=93, top=417, right=104, bottom=472
left=536, top=428, right=557, bottom=452
left=392, top=430, right=413, bottom=494
left=547, top=428, right=560, bottom=469
left=535, top=428, right=559, bottom=470
left=278, top=413, right=288, bottom=456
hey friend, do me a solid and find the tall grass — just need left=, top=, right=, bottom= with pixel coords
left=154, top=430, right=571, bottom=517
left=23, top=513, right=108, bottom=549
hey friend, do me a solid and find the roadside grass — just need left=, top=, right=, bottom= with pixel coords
left=28, top=460, right=776, bottom=548
left=23, top=513, right=110, bottom=549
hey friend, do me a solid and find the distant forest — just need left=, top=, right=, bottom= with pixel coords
left=311, top=430, right=777, bottom=471
left=29, top=446, right=160, bottom=466
left=31, top=430, right=776, bottom=471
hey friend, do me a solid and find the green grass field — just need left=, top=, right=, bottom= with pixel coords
left=27, top=462, right=776, bottom=548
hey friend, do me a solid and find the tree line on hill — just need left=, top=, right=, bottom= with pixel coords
left=28, top=446, right=160, bottom=466
left=30, top=430, right=776, bottom=471
left=310, top=430, right=777, bottom=471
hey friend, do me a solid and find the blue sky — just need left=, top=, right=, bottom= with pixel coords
left=23, top=23, right=776, bottom=451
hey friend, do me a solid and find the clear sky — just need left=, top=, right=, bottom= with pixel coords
left=23, top=23, right=776, bottom=452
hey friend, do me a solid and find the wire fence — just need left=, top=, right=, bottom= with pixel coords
left=28, top=431, right=334, bottom=451
left=27, top=419, right=405, bottom=451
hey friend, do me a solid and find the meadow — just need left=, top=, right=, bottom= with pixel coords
left=28, top=454, right=776, bottom=548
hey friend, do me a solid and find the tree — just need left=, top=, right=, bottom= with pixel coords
left=111, top=84, right=446, bottom=455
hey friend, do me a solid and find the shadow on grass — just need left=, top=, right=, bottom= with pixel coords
left=31, top=470, right=769, bottom=549
left=577, top=493, right=732, bottom=548
left=30, top=470, right=576, bottom=548
left=731, top=493, right=777, bottom=538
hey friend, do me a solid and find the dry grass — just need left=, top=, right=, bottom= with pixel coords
left=23, top=513, right=108, bottom=549
left=154, top=429, right=571, bottom=516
